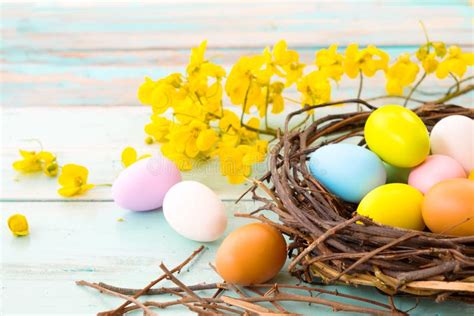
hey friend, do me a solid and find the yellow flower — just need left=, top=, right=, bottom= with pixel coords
left=188, top=41, right=207, bottom=71
left=145, top=115, right=172, bottom=143
left=43, top=161, right=59, bottom=177
left=137, top=74, right=183, bottom=114
left=218, top=110, right=260, bottom=143
left=57, top=164, right=95, bottom=197
left=344, top=44, right=389, bottom=78
left=121, top=147, right=151, bottom=168
left=315, top=44, right=344, bottom=81
left=187, top=41, right=226, bottom=78
left=297, top=71, right=331, bottom=106
left=173, top=97, right=206, bottom=124
left=267, top=40, right=305, bottom=86
left=160, top=144, right=193, bottom=171
left=225, top=55, right=268, bottom=112
left=251, top=81, right=286, bottom=117
left=268, top=82, right=285, bottom=114
left=8, top=214, right=29, bottom=236
left=385, top=53, right=420, bottom=96
left=217, top=141, right=267, bottom=184
left=421, top=52, right=439, bottom=74
left=13, top=150, right=58, bottom=177
left=218, top=146, right=250, bottom=184
left=160, top=120, right=218, bottom=170
left=436, top=45, right=474, bottom=79
left=416, top=42, right=446, bottom=74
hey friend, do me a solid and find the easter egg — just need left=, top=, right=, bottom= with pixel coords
left=408, top=155, right=466, bottom=193
left=163, top=181, right=227, bottom=242
left=216, top=223, right=286, bottom=285
left=365, top=105, right=430, bottom=168
left=430, top=115, right=474, bottom=173
left=422, top=179, right=474, bottom=236
left=357, top=183, right=425, bottom=231
left=469, top=170, right=474, bottom=180
left=308, top=143, right=386, bottom=203
left=383, top=162, right=411, bottom=184
left=112, top=156, right=181, bottom=211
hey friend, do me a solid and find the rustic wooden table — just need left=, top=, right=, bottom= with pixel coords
left=1, top=1, right=473, bottom=315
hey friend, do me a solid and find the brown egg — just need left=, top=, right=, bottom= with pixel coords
left=215, top=223, right=287, bottom=285
left=422, top=178, right=474, bottom=236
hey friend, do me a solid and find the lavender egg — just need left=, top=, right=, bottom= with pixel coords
left=112, top=156, right=181, bottom=211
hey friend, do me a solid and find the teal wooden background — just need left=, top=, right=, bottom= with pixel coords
left=1, top=1, right=473, bottom=315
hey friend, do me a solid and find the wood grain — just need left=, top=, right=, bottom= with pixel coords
left=1, top=1, right=473, bottom=315
left=2, top=202, right=473, bottom=315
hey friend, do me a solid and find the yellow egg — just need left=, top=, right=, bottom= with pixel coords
left=365, top=105, right=430, bottom=168
left=469, top=169, right=474, bottom=180
left=357, top=183, right=425, bottom=230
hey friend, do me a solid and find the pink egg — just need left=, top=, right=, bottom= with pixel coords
left=408, top=155, right=466, bottom=193
left=112, top=156, right=181, bottom=211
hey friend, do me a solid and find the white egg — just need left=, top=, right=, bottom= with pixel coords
left=430, top=115, right=473, bottom=173
left=163, top=181, right=227, bottom=242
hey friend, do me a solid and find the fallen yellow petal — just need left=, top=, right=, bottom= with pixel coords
left=8, top=214, right=29, bottom=236
left=121, top=147, right=137, bottom=167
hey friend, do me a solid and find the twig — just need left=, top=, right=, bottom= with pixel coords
left=75, top=280, right=158, bottom=316
left=112, top=245, right=205, bottom=314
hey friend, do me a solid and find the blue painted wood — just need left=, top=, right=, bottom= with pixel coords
left=2, top=203, right=474, bottom=315
left=1, top=1, right=473, bottom=315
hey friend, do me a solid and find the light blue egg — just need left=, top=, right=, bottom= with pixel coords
left=308, top=143, right=386, bottom=203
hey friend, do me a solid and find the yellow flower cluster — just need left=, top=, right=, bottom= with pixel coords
left=138, top=40, right=472, bottom=184
left=13, top=149, right=94, bottom=197
left=138, top=41, right=275, bottom=183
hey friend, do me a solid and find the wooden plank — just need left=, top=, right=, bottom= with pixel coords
left=2, top=80, right=473, bottom=201
left=2, top=201, right=474, bottom=315
left=1, top=1, right=472, bottom=53
left=2, top=44, right=472, bottom=108
left=1, top=105, right=273, bottom=201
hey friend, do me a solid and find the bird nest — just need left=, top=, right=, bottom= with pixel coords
left=243, top=100, right=474, bottom=301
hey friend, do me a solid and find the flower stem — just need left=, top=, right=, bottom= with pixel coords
left=403, top=72, right=427, bottom=107
left=366, top=94, right=426, bottom=104
left=419, top=21, right=431, bottom=44
left=95, top=183, right=112, bottom=187
left=356, top=70, right=364, bottom=111
left=446, top=75, right=473, bottom=95
left=240, top=80, right=252, bottom=126
left=449, top=72, right=461, bottom=93
left=283, top=96, right=300, bottom=104
left=433, top=83, right=473, bottom=104
left=264, top=83, right=270, bottom=130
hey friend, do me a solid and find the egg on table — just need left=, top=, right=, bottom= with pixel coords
left=357, top=183, right=425, bottom=231
left=408, top=154, right=466, bottom=193
left=430, top=115, right=473, bottom=173
left=364, top=104, right=430, bottom=168
left=112, top=156, right=181, bottom=211
left=215, top=223, right=287, bottom=285
left=422, top=178, right=474, bottom=236
left=163, top=181, right=227, bottom=242
left=308, top=143, right=386, bottom=203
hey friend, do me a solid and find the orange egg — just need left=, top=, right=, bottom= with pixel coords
left=422, top=178, right=474, bottom=236
left=215, top=223, right=287, bottom=285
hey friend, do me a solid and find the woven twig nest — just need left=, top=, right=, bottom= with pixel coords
left=247, top=100, right=474, bottom=301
